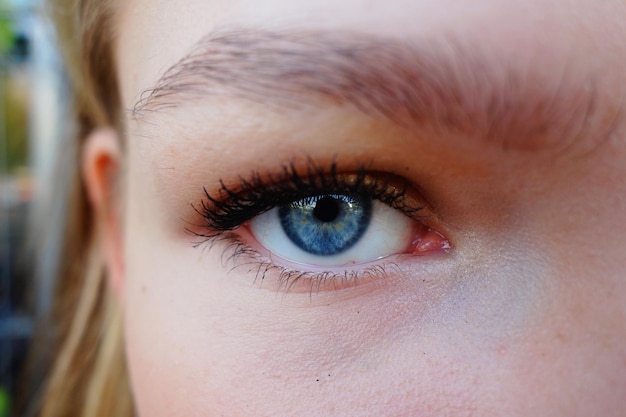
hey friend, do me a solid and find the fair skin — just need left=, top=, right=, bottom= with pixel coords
left=84, top=0, right=626, bottom=416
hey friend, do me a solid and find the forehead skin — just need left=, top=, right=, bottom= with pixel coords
left=116, top=0, right=626, bottom=110
left=113, top=1, right=626, bottom=417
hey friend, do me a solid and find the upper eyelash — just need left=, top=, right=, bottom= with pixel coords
left=193, top=161, right=426, bottom=233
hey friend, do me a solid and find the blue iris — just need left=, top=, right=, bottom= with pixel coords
left=278, top=194, right=372, bottom=256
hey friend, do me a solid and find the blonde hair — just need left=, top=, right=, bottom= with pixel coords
left=27, top=0, right=133, bottom=416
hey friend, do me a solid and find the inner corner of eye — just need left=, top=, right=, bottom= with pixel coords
left=406, top=224, right=452, bottom=255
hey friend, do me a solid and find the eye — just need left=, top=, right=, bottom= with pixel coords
left=193, top=163, right=452, bottom=280
left=248, top=193, right=436, bottom=267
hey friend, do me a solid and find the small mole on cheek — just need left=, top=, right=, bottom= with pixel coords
left=315, top=374, right=332, bottom=382
left=494, top=344, right=511, bottom=358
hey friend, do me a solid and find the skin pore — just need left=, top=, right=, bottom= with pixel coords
left=84, top=0, right=626, bottom=416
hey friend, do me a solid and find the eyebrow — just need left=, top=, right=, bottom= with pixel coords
left=132, top=28, right=623, bottom=152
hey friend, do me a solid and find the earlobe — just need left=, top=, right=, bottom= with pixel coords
left=82, top=127, right=125, bottom=299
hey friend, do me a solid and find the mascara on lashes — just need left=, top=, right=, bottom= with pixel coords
left=185, top=162, right=451, bottom=293
left=193, top=162, right=426, bottom=235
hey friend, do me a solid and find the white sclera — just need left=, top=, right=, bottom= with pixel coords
left=249, top=200, right=415, bottom=267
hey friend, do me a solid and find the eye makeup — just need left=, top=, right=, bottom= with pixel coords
left=194, top=162, right=428, bottom=231
left=188, top=160, right=452, bottom=293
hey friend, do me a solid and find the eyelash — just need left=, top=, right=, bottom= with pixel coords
left=189, top=161, right=430, bottom=293
left=205, top=231, right=404, bottom=293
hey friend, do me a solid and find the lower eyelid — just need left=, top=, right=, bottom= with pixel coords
left=204, top=228, right=376, bottom=292
left=210, top=223, right=448, bottom=294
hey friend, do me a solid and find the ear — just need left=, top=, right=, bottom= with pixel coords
left=82, top=127, right=125, bottom=298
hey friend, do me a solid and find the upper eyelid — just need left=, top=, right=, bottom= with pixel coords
left=194, top=163, right=429, bottom=232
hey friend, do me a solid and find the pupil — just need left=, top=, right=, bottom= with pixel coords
left=313, top=196, right=341, bottom=222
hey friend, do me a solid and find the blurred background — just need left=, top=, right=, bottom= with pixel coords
left=0, top=0, right=64, bottom=415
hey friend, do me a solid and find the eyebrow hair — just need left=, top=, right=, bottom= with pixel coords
left=132, top=28, right=623, bottom=152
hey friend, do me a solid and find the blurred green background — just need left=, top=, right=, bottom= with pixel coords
left=1, top=0, right=30, bottom=176
left=1, top=1, right=59, bottom=416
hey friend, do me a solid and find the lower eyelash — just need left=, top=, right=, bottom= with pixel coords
left=192, top=231, right=400, bottom=295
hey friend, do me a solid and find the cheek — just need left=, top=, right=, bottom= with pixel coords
left=122, top=256, right=486, bottom=417
left=503, top=273, right=626, bottom=416
left=118, top=206, right=565, bottom=417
